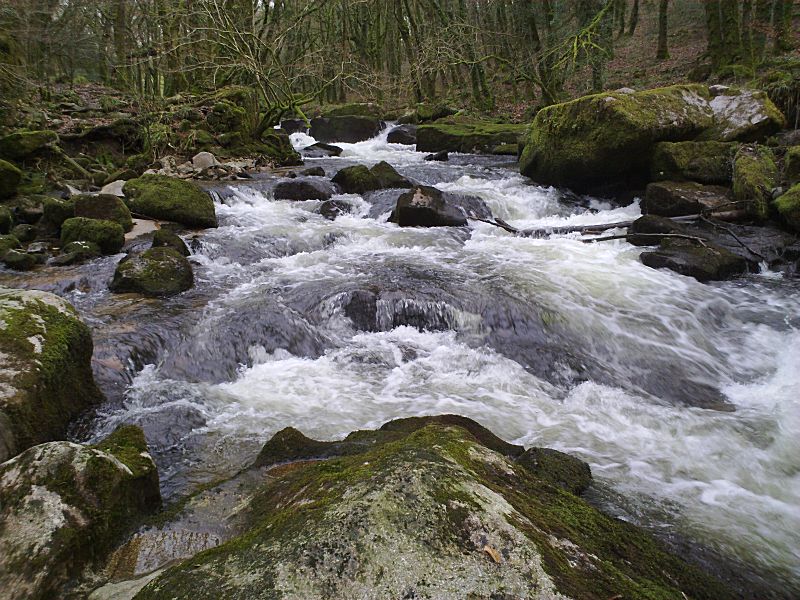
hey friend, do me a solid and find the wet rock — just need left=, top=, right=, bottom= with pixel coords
left=0, top=158, right=22, bottom=199
left=134, top=419, right=734, bottom=600
left=640, top=238, right=748, bottom=282
left=732, top=144, right=778, bottom=220
left=370, top=160, right=412, bottom=189
left=386, top=124, right=417, bottom=144
left=123, top=175, right=217, bottom=228
left=300, top=142, right=343, bottom=158
left=100, top=179, right=126, bottom=197
left=515, top=447, right=592, bottom=495
left=417, top=120, right=527, bottom=154
left=774, top=184, right=800, bottom=232
left=10, top=223, right=36, bottom=243
left=651, top=141, right=738, bottom=184
left=318, top=199, right=351, bottom=220
left=4, top=194, right=45, bottom=223
left=1, top=249, right=37, bottom=270
left=0, top=129, right=58, bottom=161
left=51, top=240, right=101, bottom=266
left=151, top=229, right=189, bottom=256
left=74, top=193, right=134, bottom=232
left=0, top=426, right=160, bottom=600
left=61, top=217, right=125, bottom=255
left=280, top=119, right=307, bottom=134
left=643, top=181, right=734, bottom=217
left=331, top=164, right=381, bottom=194
left=0, top=233, right=21, bottom=256
left=110, top=247, right=194, bottom=297
left=300, top=166, right=325, bottom=177
left=389, top=185, right=491, bottom=227
left=309, top=115, right=382, bottom=143
left=425, top=150, right=449, bottom=161
left=0, top=288, right=103, bottom=462
left=274, top=178, right=334, bottom=201
left=38, top=196, right=75, bottom=235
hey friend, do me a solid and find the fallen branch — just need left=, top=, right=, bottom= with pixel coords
left=699, top=215, right=767, bottom=261
left=584, top=233, right=708, bottom=247
left=51, top=145, right=91, bottom=179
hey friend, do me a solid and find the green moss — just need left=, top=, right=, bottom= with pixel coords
left=256, top=131, right=302, bottom=166
left=417, top=120, right=528, bottom=154
left=123, top=174, right=217, bottom=228
left=0, top=205, right=12, bottom=233
left=415, top=103, right=458, bottom=123
left=151, top=229, right=189, bottom=256
left=60, top=217, right=124, bottom=254
left=331, top=164, right=381, bottom=194
left=322, top=102, right=383, bottom=118
left=1, top=249, right=36, bottom=271
left=785, top=146, right=800, bottom=185
left=369, top=161, right=411, bottom=188
left=51, top=240, right=101, bottom=266
left=774, top=183, right=800, bottom=232
left=0, top=233, right=21, bottom=256
left=0, top=157, right=22, bottom=198
left=38, top=196, right=75, bottom=235
left=73, top=193, right=133, bottom=232
left=0, top=130, right=58, bottom=161
left=10, top=223, right=35, bottom=243
left=110, top=247, right=194, bottom=297
left=206, top=101, right=246, bottom=135
left=732, top=144, right=778, bottom=220
left=651, top=141, right=738, bottom=184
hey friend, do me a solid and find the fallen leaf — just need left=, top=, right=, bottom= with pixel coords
left=483, top=544, right=501, bottom=564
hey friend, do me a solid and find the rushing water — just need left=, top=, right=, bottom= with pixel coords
left=4, top=126, right=799, bottom=594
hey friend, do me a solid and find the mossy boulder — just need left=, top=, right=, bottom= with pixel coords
left=0, top=129, right=58, bottom=161
left=0, top=426, right=160, bottom=600
left=774, top=184, right=800, bottom=232
left=702, top=88, right=786, bottom=142
left=732, top=144, right=778, bottom=220
left=640, top=237, right=748, bottom=282
left=331, top=164, right=382, bottom=194
left=258, top=130, right=302, bottom=166
left=151, top=229, right=189, bottom=256
left=0, top=289, right=104, bottom=462
left=134, top=418, right=733, bottom=600
left=785, top=145, right=800, bottom=185
left=60, top=217, right=124, bottom=255
left=310, top=115, right=382, bottom=144
left=51, top=240, right=101, bottom=266
left=110, top=247, right=194, bottom=297
left=0, top=157, right=22, bottom=198
left=2, top=249, right=37, bottom=271
left=321, top=102, right=383, bottom=118
left=0, top=205, right=13, bottom=233
left=74, top=194, right=133, bottom=232
left=643, top=181, right=734, bottom=217
left=274, top=178, right=335, bottom=201
left=10, top=223, right=36, bottom=242
left=123, top=174, right=217, bottom=228
left=417, top=120, right=528, bottom=154
left=0, top=233, right=21, bottom=256
left=370, top=160, right=412, bottom=188
left=386, top=124, right=417, bottom=144
left=38, top=196, right=74, bottom=235
left=206, top=100, right=247, bottom=134
left=651, top=141, right=738, bottom=184
left=397, top=103, right=458, bottom=124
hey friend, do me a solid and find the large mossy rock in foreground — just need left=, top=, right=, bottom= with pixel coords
left=135, top=419, right=733, bottom=600
left=520, top=85, right=785, bottom=192
left=0, top=426, right=160, bottom=600
left=416, top=119, right=528, bottom=154
left=123, top=174, right=217, bottom=228
left=110, top=247, right=194, bottom=297
left=0, top=289, right=103, bottom=462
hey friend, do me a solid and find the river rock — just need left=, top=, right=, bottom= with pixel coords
left=640, top=238, right=748, bottom=282
left=318, top=199, right=352, bottom=220
left=425, top=150, right=449, bottom=161
left=274, top=178, right=334, bottom=201
left=300, top=166, right=325, bottom=177
left=0, top=206, right=12, bottom=233
left=390, top=185, right=469, bottom=227
left=300, top=142, right=343, bottom=158
left=0, top=158, right=22, bottom=199
left=61, top=217, right=125, bottom=254
left=133, top=417, right=733, bottom=600
left=110, top=247, right=194, bottom=297
left=0, top=129, right=58, bottom=161
left=100, top=179, right=126, bottom=197
left=191, top=151, right=219, bottom=170
left=74, top=194, right=134, bottom=232
left=280, top=119, right=307, bottom=134
left=10, top=223, right=36, bottom=242
left=310, top=115, right=382, bottom=144
left=332, top=164, right=381, bottom=194
left=0, top=289, right=103, bottom=462
left=51, top=240, right=101, bottom=266
left=417, top=120, right=527, bottom=154
left=2, top=249, right=37, bottom=271
left=386, top=124, right=417, bottom=144
left=651, top=141, right=738, bottom=184
left=775, top=183, right=800, bottom=232
left=370, top=160, right=411, bottom=188
left=520, top=84, right=784, bottom=192
left=0, top=426, right=160, bottom=600
left=732, top=144, right=778, bottom=220
left=38, top=196, right=75, bottom=235
left=0, top=233, right=21, bottom=256
left=151, top=229, right=189, bottom=256
left=643, top=181, right=733, bottom=217
left=123, top=175, right=218, bottom=228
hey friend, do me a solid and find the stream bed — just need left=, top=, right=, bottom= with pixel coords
left=3, top=127, right=799, bottom=595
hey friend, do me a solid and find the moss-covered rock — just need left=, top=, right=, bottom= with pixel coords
left=774, top=184, right=800, bottom=232
left=310, top=115, right=382, bottom=144
left=134, top=419, right=733, bottom=600
left=0, top=157, right=22, bottom=198
left=640, top=237, right=748, bottom=282
left=643, top=181, right=734, bottom=217
left=417, top=120, right=528, bottom=154
left=151, top=229, right=189, bottom=256
left=123, top=174, right=217, bottom=228
left=0, top=205, right=13, bottom=233
left=0, top=289, right=104, bottom=462
left=0, top=129, right=58, bottom=161
left=370, top=160, right=412, bottom=188
left=702, top=88, right=786, bottom=142
left=51, top=240, right=101, bottom=266
left=322, top=102, right=383, bottom=118
left=1, top=249, right=37, bottom=270
left=206, top=101, right=247, bottom=134
left=74, top=194, right=133, bottom=232
left=0, top=233, right=21, bottom=256
left=110, top=247, right=193, bottom=297
left=38, top=196, right=74, bottom=235
left=732, top=144, right=778, bottom=220
left=651, top=141, right=738, bottom=184
left=785, top=145, right=800, bottom=186
left=60, top=217, right=124, bottom=255
left=257, top=130, right=302, bottom=166
left=0, top=426, right=160, bottom=600
left=10, top=223, right=36, bottom=242
left=331, top=164, right=382, bottom=194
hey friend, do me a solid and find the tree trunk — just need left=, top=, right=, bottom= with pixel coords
left=656, top=0, right=670, bottom=59
left=628, top=0, right=640, bottom=35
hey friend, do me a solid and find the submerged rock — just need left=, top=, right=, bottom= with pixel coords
left=274, top=178, right=334, bottom=201
left=110, top=247, right=194, bottom=297
left=133, top=418, right=734, bottom=600
left=425, top=150, right=449, bottom=161
left=60, top=217, right=125, bottom=255
left=643, top=181, right=734, bottom=217
left=299, top=166, right=325, bottom=177
left=640, top=238, right=748, bottom=282
left=74, top=193, right=134, bottom=232
left=123, top=175, right=217, bottom=228
left=0, top=289, right=103, bottom=462
left=0, top=426, right=160, bottom=600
